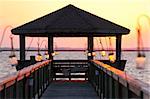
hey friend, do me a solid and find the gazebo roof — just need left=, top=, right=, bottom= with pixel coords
left=11, top=4, right=130, bottom=37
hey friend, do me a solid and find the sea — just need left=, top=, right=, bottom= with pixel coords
left=0, top=51, right=150, bottom=85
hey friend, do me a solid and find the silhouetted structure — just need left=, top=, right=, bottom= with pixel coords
left=12, top=4, right=129, bottom=69
left=0, top=4, right=148, bottom=99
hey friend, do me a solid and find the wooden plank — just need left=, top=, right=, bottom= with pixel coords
left=41, top=81, right=99, bottom=99
left=54, top=75, right=87, bottom=78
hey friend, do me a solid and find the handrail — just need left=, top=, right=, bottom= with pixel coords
left=53, top=60, right=88, bottom=80
left=92, top=60, right=129, bottom=80
left=0, top=60, right=51, bottom=91
left=90, top=60, right=150, bottom=99
left=53, top=60, right=88, bottom=62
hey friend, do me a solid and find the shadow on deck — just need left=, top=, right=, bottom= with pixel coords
left=41, top=81, right=99, bottom=99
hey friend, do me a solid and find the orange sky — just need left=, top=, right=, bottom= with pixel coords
left=0, top=0, right=150, bottom=49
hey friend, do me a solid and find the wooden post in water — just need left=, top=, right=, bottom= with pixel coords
left=48, top=36, right=53, bottom=60
left=20, top=35, right=25, bottom=61
left=116, top=35, right=122, bottom=62
left=88, top=36, right=93, bottom=60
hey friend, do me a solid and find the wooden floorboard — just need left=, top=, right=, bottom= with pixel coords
left=41, top=81, right=99, bottom=99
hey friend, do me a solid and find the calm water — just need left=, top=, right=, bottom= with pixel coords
left=0, top=51, right=150, bottom=84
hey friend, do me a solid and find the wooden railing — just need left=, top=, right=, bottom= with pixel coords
left=53, top=60, right=88, bottom=80
left=0, top=60, right=52, bottom=99
left=89, top=60, right=150, bottom=99
left=1, top=59, right=149, bottom=99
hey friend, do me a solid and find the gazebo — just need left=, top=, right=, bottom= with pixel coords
left=11, top=4, right=130, bottom=70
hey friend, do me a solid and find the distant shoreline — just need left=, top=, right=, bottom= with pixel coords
left=0, top=49, right=150, bottom=52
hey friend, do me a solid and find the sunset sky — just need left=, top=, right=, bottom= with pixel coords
left=0, top=0, right=150, bottom=49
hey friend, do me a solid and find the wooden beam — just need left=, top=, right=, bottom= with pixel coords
left=88, top=36, right=93, bottom=60
left=20, top=35, right=25, bottom=61
left=48, top=36, right=53, bottom=60
left=116, top=35, right=122, bottom=61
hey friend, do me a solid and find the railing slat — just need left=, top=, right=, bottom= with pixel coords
left=89, top=60, right=150, bottom=99
left=53, top=60, right=88, bottom=80
left=0, top=60, right=52, bottom=99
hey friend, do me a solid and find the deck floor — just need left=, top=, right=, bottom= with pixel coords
left=41, top=81, right=99, bottom=99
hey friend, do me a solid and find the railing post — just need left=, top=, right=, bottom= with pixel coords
left=46, top=64, right=49, bottom=87
left=98, top=70, right=101, bottom=96
left=88, top=62, right=91, bottom=82
left=47, top=63, right=50, bottom=85
left=119, top=77, right=129, bottom=98
left=140, top=91, right=143, bottom=99
left=48, top=63, right=51, bottom=84
left=39, top=67, right=42, bottom=97
left=103, top=68, right=108, bottom=98
left=41, top=66, right=44, bottom=93
left=42, top=65, right=45, bottom=93
left=33, top=70, right=38, bottom=98
left=43, top=65, right=47, bottom=92
left=23, top=74, right=27, bottom=99
left=99, top=67, right=103, bottom=98
left=107, top=70, right=113, bottom=98
left=28, top=72, right=34, bottom=99
left=37, top=69, right=40, bottom=98
left=1, top=84, right=6, bottom=99
left=95, top=68, right=99, bottom=93
left=112, top=73, right=120, bottom=98
left=12, top=79, right=17, bottom=99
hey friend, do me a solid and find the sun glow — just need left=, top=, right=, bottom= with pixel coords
left=0, top=0, right=150, bottom=49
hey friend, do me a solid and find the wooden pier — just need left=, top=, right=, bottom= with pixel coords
left=0, top=60, right=149, bottom=99
left=1, top=4, right=148, bottom=99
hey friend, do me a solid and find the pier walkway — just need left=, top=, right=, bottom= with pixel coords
left=41, top=81, right=99, bottom=99
left=0, top=60, right=149, bottom=99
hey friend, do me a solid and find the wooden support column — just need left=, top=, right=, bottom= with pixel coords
left=116, top=35, right=122, bottom=62
left=88, top=36, right=93, bottom=60
left=48, top=36, right=53, bottom=60
left=20, top=35, right=25, bottom=61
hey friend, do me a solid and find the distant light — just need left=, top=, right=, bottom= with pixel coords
left=136, top=53, right=146, bottom=69
left=9, top=55, right=18, bottom=66
left=101, top=51, right=106, bottom=57
left=108, top=52, right=115, bottom=63
left=87, top=52, right=92, bottom=56
left=44, top=51, right=49, bottom=60
left=92, top=52, right=96, bottom=56
left=84, top=50, right=88, bottom=55
left=87, top=52, right=96, bottom=57
left=54, top=51, right=59, bottom=55
left=44, top=54, right=49, bottom=60
left=51, top=51, right=59, bottom=56
left=35, top=53, right=43, bottom=61
left=51, top=52, right=56, bottom=56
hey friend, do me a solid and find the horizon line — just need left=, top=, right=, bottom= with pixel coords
left=0, top=49, right=150, bottom=52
